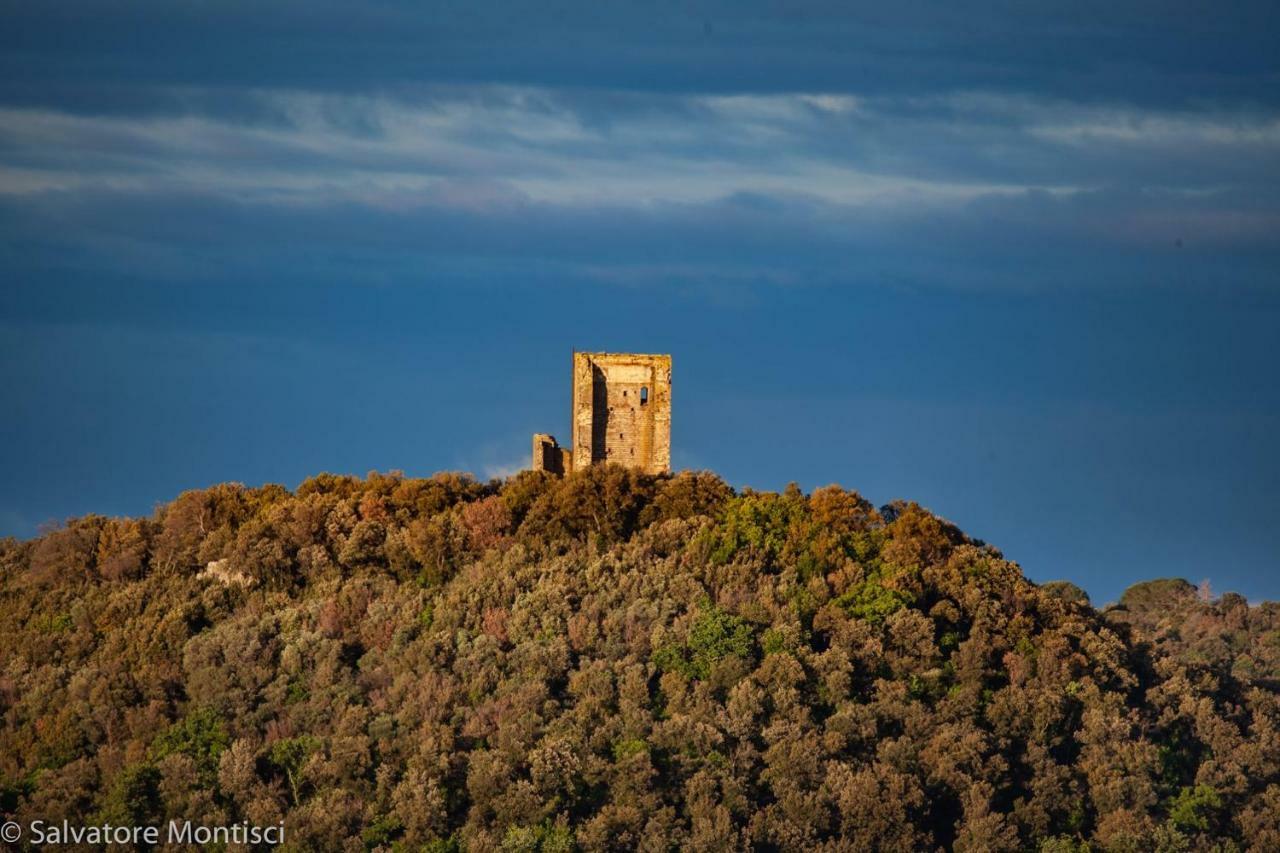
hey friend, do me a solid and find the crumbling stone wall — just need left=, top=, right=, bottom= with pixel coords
left=531, top=433, right=572, bottom=475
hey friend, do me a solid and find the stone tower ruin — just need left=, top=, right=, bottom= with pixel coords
left=531, top=352, right=672, bottom=476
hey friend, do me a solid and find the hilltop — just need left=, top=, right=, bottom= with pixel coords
left=2, top=467, right=1279, bottom=851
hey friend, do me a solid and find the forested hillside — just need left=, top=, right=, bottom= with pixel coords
left=2, top=467, right=1279, bottom=851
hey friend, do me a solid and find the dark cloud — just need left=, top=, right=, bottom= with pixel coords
left=2, top=179, right=1275, bottom=314
left=2, top=1, right=1278, bottom=112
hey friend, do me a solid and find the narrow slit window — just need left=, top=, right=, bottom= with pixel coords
left=640, top=386, right=649, bottom=406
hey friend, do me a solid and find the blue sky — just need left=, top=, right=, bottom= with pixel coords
left=1, top=1, right=1278, bottom=604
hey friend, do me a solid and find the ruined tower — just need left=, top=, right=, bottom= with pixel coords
left=531, top=352, right=672, bottom=475
left=573, top=352, right=672, bottom=474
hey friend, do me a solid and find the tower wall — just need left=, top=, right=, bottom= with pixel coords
left=571, top=352, right=671, bottom=474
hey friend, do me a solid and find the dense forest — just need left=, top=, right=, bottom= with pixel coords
left=2, top=467, right=1279, bottom=851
